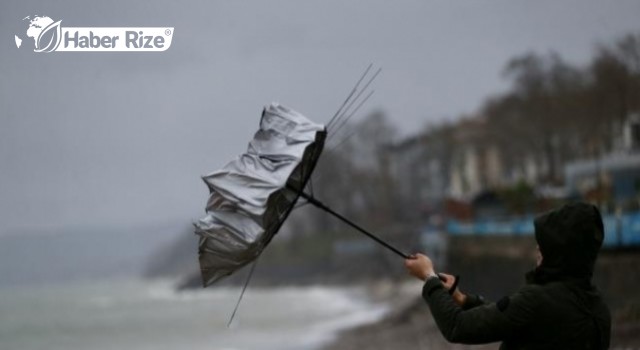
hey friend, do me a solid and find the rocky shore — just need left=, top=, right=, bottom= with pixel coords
left=149, top=230, right=640, bottom=349
left=321, top=278, right=640, bottom=350
left=321, top=279, right=497, bottom=350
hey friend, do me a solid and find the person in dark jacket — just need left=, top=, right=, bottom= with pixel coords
left=405, top=202, right=611, bottom=349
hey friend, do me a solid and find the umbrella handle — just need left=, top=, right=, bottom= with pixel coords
left=297, top=191, right=411, bottom=259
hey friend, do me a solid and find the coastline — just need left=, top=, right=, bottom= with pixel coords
left=319, top=279, right=498, bottom=350
left=321, top=279, right=640, bottom=350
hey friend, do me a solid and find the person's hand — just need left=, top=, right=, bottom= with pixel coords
left=438, top=272, right=467, bottom=306
left=438, top=272, right=457, bottom=290
left=404, top=253, right=436, bottom=281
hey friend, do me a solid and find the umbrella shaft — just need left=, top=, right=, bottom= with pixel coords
left=298, top=191, right=410, bottom=259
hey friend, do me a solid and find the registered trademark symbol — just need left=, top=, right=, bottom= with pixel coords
left=165, top=29, right=171, bottom=36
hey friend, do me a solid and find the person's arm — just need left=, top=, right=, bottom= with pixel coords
left=422, top=277, right=539, bottom=344
left=405, top=253, right=539, bottom=344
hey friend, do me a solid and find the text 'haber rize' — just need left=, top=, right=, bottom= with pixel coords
left=64, top=31, right=166, bottom=49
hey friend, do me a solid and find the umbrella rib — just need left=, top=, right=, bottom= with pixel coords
left=315, top=66, right=380, bottom=184
left=227, top=259, right=259, bottom=328
left=328, top=67, right=381, bottom=135
left=301, top=148, right=313, bottom=196
left=305, top=135, right=325, bottom=196
left=327, top=89, right=376, bottom=145
left=326, top=63, right=372, bottom=129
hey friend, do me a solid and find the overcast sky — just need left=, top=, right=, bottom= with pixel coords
left=1, top=0, right=639, bottom=235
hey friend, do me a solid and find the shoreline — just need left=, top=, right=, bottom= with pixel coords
left=320, top=280, right=640, bottom=350
left=318, top=279, right=498, bottom=350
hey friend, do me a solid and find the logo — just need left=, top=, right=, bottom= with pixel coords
left=15, top=15, right=174, bottom=53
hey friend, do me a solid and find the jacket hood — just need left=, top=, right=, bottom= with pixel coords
left=528, top=202, right=604, bottom=284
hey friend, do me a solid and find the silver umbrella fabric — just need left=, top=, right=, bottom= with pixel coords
left=194, top=103, right=326, bottom=287
left=194, top=67, right=412, bottom=290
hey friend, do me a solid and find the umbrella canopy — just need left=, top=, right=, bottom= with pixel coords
left=194, top=103, right=326, bottom=287
left=194, top=66, right=411, bottom=292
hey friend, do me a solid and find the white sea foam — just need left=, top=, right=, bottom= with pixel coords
left=0, top=278, right=391, bottom=350
left=300, top=302, right=390, bottom=349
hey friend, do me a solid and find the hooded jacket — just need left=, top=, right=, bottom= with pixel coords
left=422, top=202, right=611, bottom=349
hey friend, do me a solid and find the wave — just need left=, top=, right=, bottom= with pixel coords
left=301, top=303, right=389, bottom=349
left=75, top=278, right=391, bottom=350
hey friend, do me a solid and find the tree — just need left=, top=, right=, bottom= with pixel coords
left=488, top=52, right=586, bottom=183
left=588, top=33, right=640, bottom=152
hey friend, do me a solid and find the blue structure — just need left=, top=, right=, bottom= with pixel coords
left=565, top=152, right=640, bottom=202
left=447, top=212, right=640, bottom=248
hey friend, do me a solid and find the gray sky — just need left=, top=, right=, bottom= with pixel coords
left=1, top=0, right=639, bottom=235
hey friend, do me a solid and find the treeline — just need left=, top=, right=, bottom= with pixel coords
left=483, top=32, right=640, bottom=183
left=285, top=32, right=640, bottom=236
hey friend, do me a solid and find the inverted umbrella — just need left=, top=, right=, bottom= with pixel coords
left=194, top=102, right=409, bottom=288
left=194, top=69, right=410, bottom=290
left=194, top=102, right=327, bottom=286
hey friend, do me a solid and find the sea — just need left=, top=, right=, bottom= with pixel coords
left=0, top=278, right=389, bottom=350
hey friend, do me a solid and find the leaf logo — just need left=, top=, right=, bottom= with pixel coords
left=34, top=20, right=62, bottom=53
